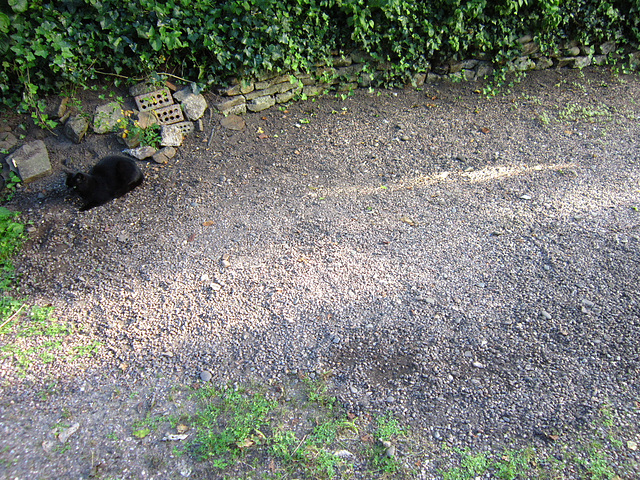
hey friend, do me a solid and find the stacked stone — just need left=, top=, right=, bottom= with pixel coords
left=215, top=54, right=378, bottom=115
left=122, top=82, right=208, bottom=163
left=430, top=37, right=631, bottom=82
left=216, top=38, right=640, bottom=116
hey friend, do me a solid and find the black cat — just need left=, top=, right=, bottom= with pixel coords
left=66, top=155, right=144, bottom=211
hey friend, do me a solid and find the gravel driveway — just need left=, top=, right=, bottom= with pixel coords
left=1, top=68, right=639, bottom=478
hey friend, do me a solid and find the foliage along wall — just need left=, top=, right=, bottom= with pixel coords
left=1, top=0, right=640, bottom=108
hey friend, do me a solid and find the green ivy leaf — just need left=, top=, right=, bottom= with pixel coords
left=0, top=13, right=10, bottom=34
left=8, top=0, right=28, bottom=13
left=150, top=36, right=162, bottom=51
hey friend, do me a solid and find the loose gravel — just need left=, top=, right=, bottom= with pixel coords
left=1, top=68, right=639, bottom=479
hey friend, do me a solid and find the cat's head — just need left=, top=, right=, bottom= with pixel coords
left=65, top=171, right=88, bottom=189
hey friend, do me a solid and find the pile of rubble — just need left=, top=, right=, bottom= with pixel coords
left=1, top=81, right=208, bottom=187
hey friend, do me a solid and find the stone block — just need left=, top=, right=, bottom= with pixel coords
left=129, top=81, right=158, bottom=97
left=556, top=57, right=575, bottom=68
left=335, top=82, right=357, bottom=92
left=255, top=74, right=292, bottom=90
left=276, top=87, right=302, bottom=104
left=180, top=93, right=208, bottom=121
left=331, top=55, right=352, bottom=67
left=296, top=74, right=315, bottom=86
left=336, top=64, right=364, bottom=82
left=123, top=146, right=156, bottom=160
left=152, top=146, right=176, bottom=164
left=45, top=97, right=69, bottom=120
left=245, top=83, right=294, bottom=101
left=512, top=56, right=536, bottom=71
left=247, top=95, right=276, bottom=112
left=600, top=41, right=616, bottom=55
left=411, top=73, right=427, bottom=87
left=225, top=104, right=247, bottom=115
left=215, top=96, right=246, bottom=113
left=475, top=62, right=494, bottom=78
left=93, top=102, right=124, bottom=134
left=64, top=115, right=89, bottom=144
left=302, top=85, right=326, bottom=97
left=534, top=56, right=554, bottom=70
left=160, top=124, right=184, bottom=147
left=172, top=87, right=191, bottom=103
left=6, top=140, right=51, bottom=182
left=137, top=111, right=159, bottom=129
left=0, top=132, right=18, bottom=151
left=351, top=50, right=373, bottom=63
left=573, top=56, right=592, bottom=69
left=521, top=42, right=539, bottom=56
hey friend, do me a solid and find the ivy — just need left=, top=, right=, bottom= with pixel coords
left=0, top=0, right=639, bottom=107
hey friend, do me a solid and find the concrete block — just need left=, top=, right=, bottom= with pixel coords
left=6, top=140, right=51, bottom=182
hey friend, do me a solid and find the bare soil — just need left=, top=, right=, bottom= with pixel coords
left=0, top=68, right=639, bottom=479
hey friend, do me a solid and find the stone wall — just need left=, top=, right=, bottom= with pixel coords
left=215, top=37, right=640, bottom=114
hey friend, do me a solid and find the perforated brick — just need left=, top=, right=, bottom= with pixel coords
left=134, top=88, right=173, bottom=112
left=172, top=121, right=194, bottom=134
left=154, top=104, right=184, bottom=125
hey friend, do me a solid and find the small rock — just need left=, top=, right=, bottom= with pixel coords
left=42, top=440, right=55, bottom=453
left=123, top=146, right=157, bottom=160
left=472, top=361, right=484, bottom=369
left=210, top=282, right=222, bottom=291
left=581, top=299, right=595, bottom=308
left=64, top=115, right=90, bottom=144
left=116, top=234, right=128, bottom=243
left=58, top=423, right=80, bottom=443
left=385, top=445, right=396, bottom=457
left=200, top=370, right=212, bottom=382
left=350, top=386, right=358, bottom=394
left=381, top=440, right=392, bottom=448
left=45, top=96, right=69, bottom=119
left=540, top=309, right=552, bottom=320
left=129, top=81, right=157, bottom=97
left=628, top=440, right=638, bottom=451
left=520, top=194, right=532, bottom=200
left=385, top=396, right=395, bottom=403
left=221, top=259, right=231, bottom=268
left=163, top=433, right=189, bottom=442
left=152, top=146, right=177, bottom=164
left=0, top=131, right=18, bottom=151
left=220, top=114, right=246, bottom=131
left=137, top=111, right=159, bottom=129
left=334, top=449, right=354, bottom=458
left=400, top=135, right=410, bottom=141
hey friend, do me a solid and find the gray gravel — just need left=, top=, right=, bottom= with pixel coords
left=1, top=68, right=639, bottom=478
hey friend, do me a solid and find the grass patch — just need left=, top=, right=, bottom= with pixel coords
left=0, top=206, right=25, bottom=290
left=0, top=304, right=101, bottom=376
left=129, top=377, right=414, bottom=479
